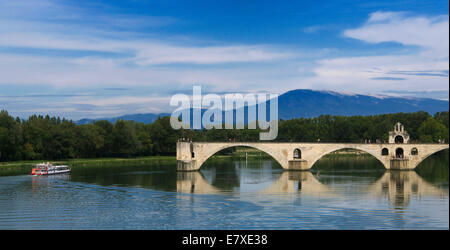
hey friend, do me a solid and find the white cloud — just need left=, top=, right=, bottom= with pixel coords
left=344, top=11, right=449, bottom=55
left=367, top=11, right=405, bottom=22
left=310, top=54, right=447, bottom=90
left=133, top=44, right=292, bottom=65
left=302, top=11, right=449, bottom=95
left=0, top=31, right=292, bottom=66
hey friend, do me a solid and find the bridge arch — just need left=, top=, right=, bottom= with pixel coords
left=309, top=146, right=388, bottom=170
left=194, top=143, right=286, bottom=170
left=412, top=147, right=449, bottom=169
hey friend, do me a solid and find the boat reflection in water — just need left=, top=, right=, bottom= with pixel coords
left=176, top=170, right=447, bottom=208
left=31, top=173, right=71, bottom=194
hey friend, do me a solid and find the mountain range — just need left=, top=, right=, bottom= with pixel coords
left=76, top=89, right=449, bottom=124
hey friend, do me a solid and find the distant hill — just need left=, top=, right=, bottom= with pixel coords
left=75, top=89, right=449, bottom=124
left=76, top=112, right=171, bottom=125
left=278, top=89, right=449, bottom=119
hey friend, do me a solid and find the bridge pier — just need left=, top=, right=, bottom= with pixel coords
left=177, top=160, right=199, bottom=171
left=177, top=142, right=200, bottom=171
left=390, top=158, right=410, bottom=170
left=288, top=160, right=310, bottom=170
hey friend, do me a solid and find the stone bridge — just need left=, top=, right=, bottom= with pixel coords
left=177, top=142, right=449, bottom=171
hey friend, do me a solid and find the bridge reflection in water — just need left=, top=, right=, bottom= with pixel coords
left=176, top=170, right=447, bottom=208
left=368, top=171, right=448, bottom=208
left=262, top=172, right=333, bottom=196
left=177, top=172, right=220, bottom=194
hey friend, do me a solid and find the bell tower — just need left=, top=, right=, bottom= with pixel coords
left=389, top=122, right=410, bottom=144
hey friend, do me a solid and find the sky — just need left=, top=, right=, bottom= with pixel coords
left=0, top=0, right=448, bottom=120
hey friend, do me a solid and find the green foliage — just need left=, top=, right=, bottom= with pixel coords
left=0, top=110, right=22, bottom=161
left=434, top=111, right=449, bottom=129
left=0, top=109, right=447, bottom=161
left=418, top=117, right=449, bottom=143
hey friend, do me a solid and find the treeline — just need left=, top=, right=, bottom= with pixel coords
left=0, top=110, right=448, bottom=161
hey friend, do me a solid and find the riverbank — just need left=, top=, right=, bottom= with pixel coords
left=0, top=156, right=176, bottom=176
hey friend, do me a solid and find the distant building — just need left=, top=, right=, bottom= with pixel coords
left=389, top=122, right=410, bottom=144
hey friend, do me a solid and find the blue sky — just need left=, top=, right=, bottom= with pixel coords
left=0, top=0, right=448, bottom=119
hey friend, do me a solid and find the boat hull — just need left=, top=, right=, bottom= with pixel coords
left=32, top=169, right=71, bottom=175
left=31, top=164, right=71, bottom=176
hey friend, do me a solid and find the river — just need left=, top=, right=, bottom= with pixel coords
left=0, top=152, right=448, bottom=229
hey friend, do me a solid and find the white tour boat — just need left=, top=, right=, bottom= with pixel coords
left=31, top=162, right=71, bottom=176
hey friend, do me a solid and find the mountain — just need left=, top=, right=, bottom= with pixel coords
left=75, top=89, right=449, bottom=124
left=278, top=89, right=449, bottom=119
left=76, top=112, right=171, bottom=125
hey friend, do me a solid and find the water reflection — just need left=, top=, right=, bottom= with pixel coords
left=0, top=155, right=448, bottom=229
left=31, top=173, right=71, bottom=194
left=177, top=172, right=219, bottom=194
left=176, top=166, right=448, bottom=209
left=23, top=155, right=449, bottom=209
left=368, top=171, right=448, bottom=209
left=261, top=171, right=334, bottom=196
left=176, top=171, right=333, bottom=195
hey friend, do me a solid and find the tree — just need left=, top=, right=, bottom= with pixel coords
left=418, top=118, right=449, bottom=143
left=137, top=130, right=153, bottom=155
left=0, top=109, right=448, bottom=161
left=434, top=111, right=449, bottom=129
left=0, top=110, right=22, bottom=161
left=93, top=120, right=114, bottom=157
left=113, top=120, right=139, bottom=157
left=76, top=124, right=105, bottom=158
left=149, top=117, right=179, bottom=155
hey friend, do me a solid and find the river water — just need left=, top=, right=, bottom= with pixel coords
left=0, top=153, right=448, bottom=229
